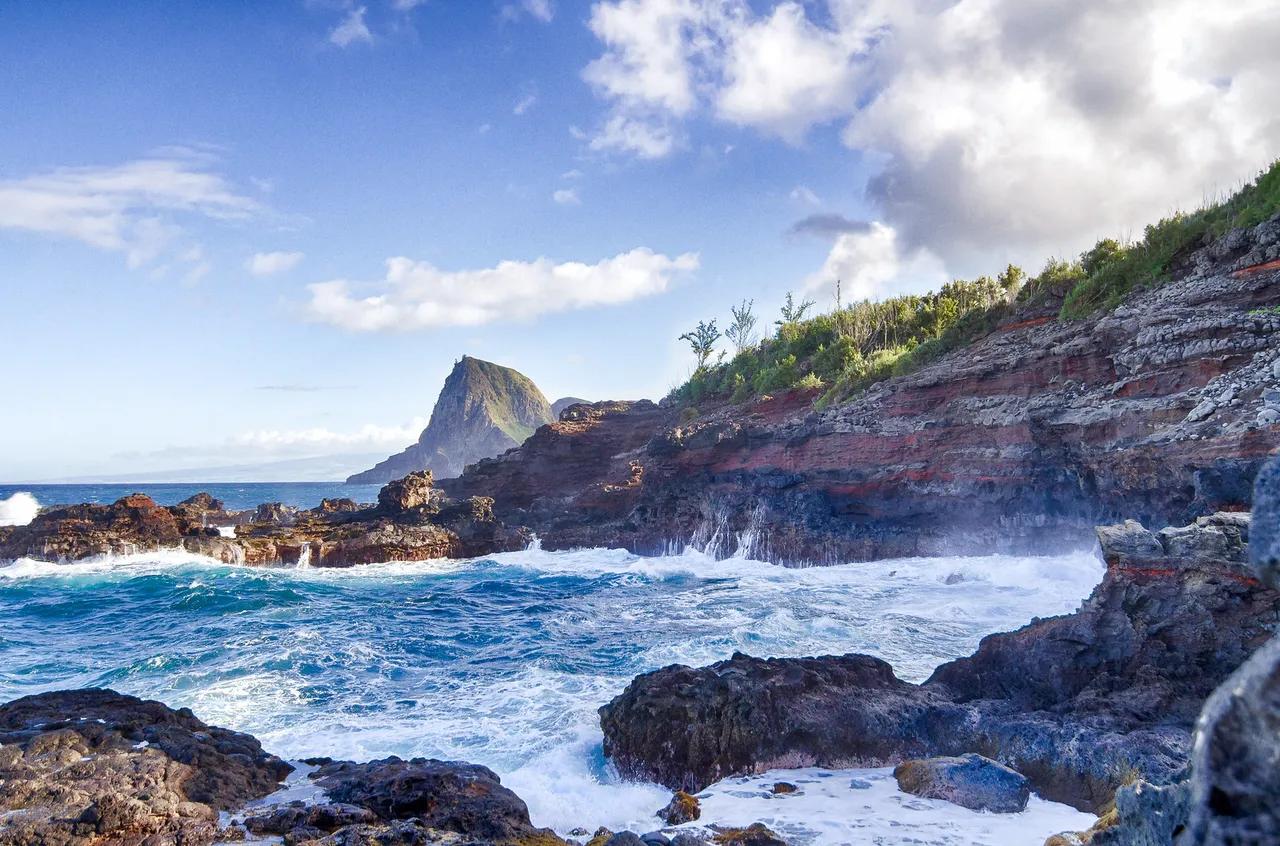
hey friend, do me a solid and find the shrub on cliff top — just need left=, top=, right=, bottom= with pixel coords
left=671, top=159, right=1280, bottom=408
left=1062, top=159, right=1280, bottom=318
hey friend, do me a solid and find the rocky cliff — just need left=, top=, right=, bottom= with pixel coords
left=446, top=219, right=1280, bottom=563
left=598, top=511, right=1279, bottom=815
left=348, top=356, right=554, bottom=485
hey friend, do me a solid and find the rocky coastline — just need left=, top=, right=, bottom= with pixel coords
left=445, top=219, right=1280, bottom=565
left=0, top=471, right=528, bottom=568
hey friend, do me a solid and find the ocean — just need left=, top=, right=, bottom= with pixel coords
left=0, top=486, right=1099, bottom=844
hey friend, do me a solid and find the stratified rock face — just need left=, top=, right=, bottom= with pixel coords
left=893, top=753, right=1030, bottom=813
left=348, top=356, right=555, bottom=485
left=0, top=475, right=529, bottom=568
left=442, top=400, right=664, bottom=540
left=0, top=689, right=292, bottom=846
left=449, top=222, right=1280, bottom=563
left=599, top=512, right=1280, bottom=813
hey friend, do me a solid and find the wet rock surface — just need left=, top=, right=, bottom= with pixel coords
left=308, top=757, right=540, bottom=842
left=0, top=689, right=292, bottom=846
left=0, top=472, right=529, bottom=568
left=892, top=753, right=1030, bottom=813
left=599, top=511, right=1280, bottom=813
left=446, top=221, right=1280, bottom=565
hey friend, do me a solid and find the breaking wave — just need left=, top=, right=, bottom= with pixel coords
left=0, top=492, right=39, bottom=527
left=0, top=545, right=1102, bottom=843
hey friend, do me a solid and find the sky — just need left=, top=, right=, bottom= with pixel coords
left=1, top=0, right=1277, bottom=481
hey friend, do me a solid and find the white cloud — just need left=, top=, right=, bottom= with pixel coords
left=330, top=6, right=372, bottom=47
left=587, top=114, right=678, bottom=159
left=513, top=87, right=539, bottom=115
left=562, top=169, right=583, bottom=179
left=501, top=0, right=555, bottom=23
left=581, top=0, right=1280, bottom=271
left=107, top=417, right=430, bottom=474
left=232, top=418, right=426, bottom=451
left=789, top=185, right=821, bottom=206
left=553, top=188, right=581, bottom=205
left=523, top=0, right=554, bottom=22
left=0, top=153, right=261, bottom=268
left=303, top=247, right=699, bottom=331
left=247, top=251, right=304, bottom=275
left=393, top=0, right=426, bottom=10
left=803, top=222, right=949, bottom=303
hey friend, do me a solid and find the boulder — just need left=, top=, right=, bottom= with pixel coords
left=0, top=689, right=291, bottom=846
left=709, top=824, right=786, bottom=846
left=600, top=512, right=1280, bottom=812
left=893, top=753, right=1030, bottom=813
left=309, top=757, right=543, bottom=842
left=376, top=472, right=440, bottom=517
left=178, top=492, right=225, bottom=512
left=656, top=791, right=700, bottom=825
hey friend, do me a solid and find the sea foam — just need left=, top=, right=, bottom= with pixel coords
left=0, top=545, right=1105, bottom=844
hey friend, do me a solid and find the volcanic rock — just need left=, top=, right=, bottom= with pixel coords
left=893, top=753, right=1030, bottom=813
left=656, top=791, right=700, bottom=825
left=446, top=221, right=1280, bottom=564
left=0, top=474, right=529, bottom=568
left=599, top=511, right=1280, bottom=812
left=348, top=356, right=555, bottom=485
left=309, top=757, right=554, bottom=843
left=0, top=689, right=291, bottom=846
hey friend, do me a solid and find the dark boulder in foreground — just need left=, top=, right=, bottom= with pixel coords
left=600, top=510, right=1279, bottom=813
left=0, top=471, right=530, bottom=568
left=0, top=689, right=567, bottom=846
left=0, top=689, right=292, bottom=846
left=309, top=757, right=538, bottom=842
left=893, top=753, right=1030, bottom=813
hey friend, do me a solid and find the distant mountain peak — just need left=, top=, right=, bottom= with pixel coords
left=347, top=357, right=555, bottom=485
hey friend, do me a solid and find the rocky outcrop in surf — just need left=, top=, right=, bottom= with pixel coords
left=0, top=689, right=292, bottom=846
left=0, top=689, right=570, bottom=846
left=0, top=472, right=528, bottom=567
left=348, top=356, right=555, bottom=485
left=446, top=220, right=1280, bottom=565
left=598, top=510, right=1279, bottom=813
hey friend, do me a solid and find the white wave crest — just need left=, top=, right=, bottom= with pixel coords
left=0, top=492, right=39, bottom=527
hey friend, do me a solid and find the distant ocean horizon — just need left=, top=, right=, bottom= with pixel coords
left=0, top=482, right=386, bottom=513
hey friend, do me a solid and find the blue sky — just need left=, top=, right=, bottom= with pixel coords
left=1, top=0, right=1276, bottom=480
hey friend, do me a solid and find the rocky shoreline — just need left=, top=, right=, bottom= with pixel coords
left=445, top=219, right=1280, bottom=565
left=0, top=472, right=528, bottom=568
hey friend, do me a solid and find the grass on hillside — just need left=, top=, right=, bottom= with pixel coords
left=672, top=160, right=1280, bottom=411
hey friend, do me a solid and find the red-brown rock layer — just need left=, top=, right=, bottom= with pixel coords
left=447, top=224, right=1280, bottom=564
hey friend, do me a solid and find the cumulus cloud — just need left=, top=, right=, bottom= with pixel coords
left=0, top=152, right=262, bottom=269
left=247, top=250, right=304, bottom=275
left=330, top=6, right=372, bottom=47
left=303, top=247, right=699, bottom=331
left=803, top=222, right=949, bottom=303
left=787, top=212, right=870, bottom=240
left=582, top=0, right=1280, bottom=274
left=553, top=188, right=581, bottom=205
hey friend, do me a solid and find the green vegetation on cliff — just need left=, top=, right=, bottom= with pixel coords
left=673, top=160, right=1280, bottom=410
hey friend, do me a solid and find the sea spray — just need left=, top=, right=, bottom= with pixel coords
left=0, top=492, right=39, bottom=527
left=0, top=546, right=1104, bottom=843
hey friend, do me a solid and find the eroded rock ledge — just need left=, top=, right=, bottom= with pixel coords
left=0, top=471, right=529, bottom=568
left=598, top=511, right=1280, bottom=814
